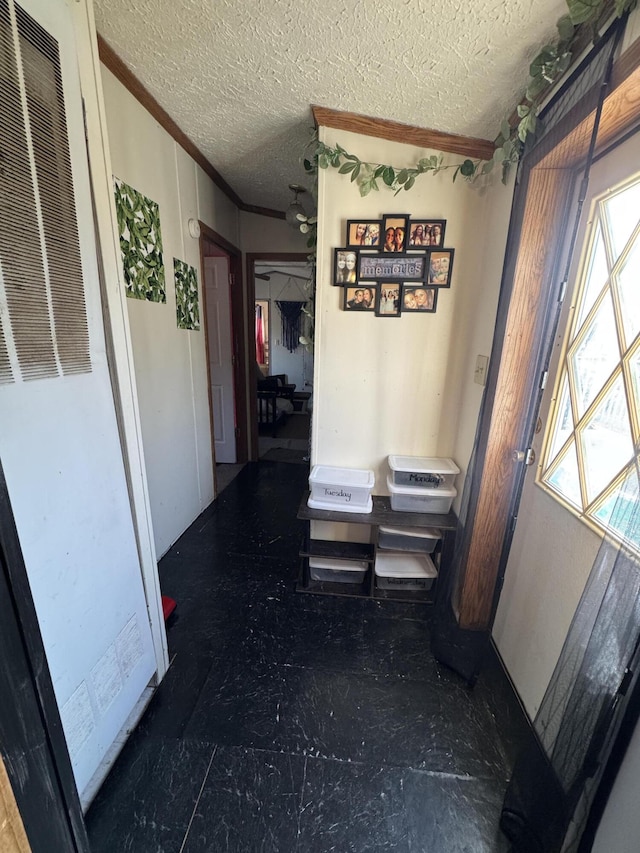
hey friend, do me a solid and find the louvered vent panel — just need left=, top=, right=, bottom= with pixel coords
left=18, top=6, right=89, bottom=376
left=0, top=0, right=56, bottom=381
left=0, top=325, right=12, bottom=384
left=0, top=0, right=91, bottom=384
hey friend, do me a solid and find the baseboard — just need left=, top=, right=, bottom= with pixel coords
left=488, top=637, right=535, bottom=732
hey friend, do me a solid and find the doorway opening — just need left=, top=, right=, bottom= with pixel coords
left=200, top=225, right=247, bottom=491
left=247, top=254, right=313, bottom=464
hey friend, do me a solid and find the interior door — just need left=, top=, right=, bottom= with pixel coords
left=204, top=255, right=237, bottom=463
left=0, top=0, right=156, bottom=802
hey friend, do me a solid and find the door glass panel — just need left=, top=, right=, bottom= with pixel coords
left=548, top=439, right=582, bottom=508
left=628, top=344, right=640, bottom=422
left=594, top=464, right=640, bottom=549
left=570, top=292, right=618, bottom=418
left=614, top=235, right=640, bottom=348
left=579, top=373, right=634, bottom=503
left=576, top=223, right=608, bottom=330
left=603, top=181, right=640, bottom=262
left=548, top=372, right=573, bottom=465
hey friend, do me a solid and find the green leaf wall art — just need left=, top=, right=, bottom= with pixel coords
left=174, top=259, right=200, bottom=331
left=113, top=177, right=166, bottom=302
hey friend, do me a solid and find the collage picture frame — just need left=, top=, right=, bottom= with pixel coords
left=335, top=214, right=454, bottom=315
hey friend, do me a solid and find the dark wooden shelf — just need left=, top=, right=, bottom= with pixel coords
left=296, top=566, right=370, bottom=598
left=297, top=492, right=457, bottom=530
left=296, top=491, right=457, bottom=606
left=300, top=538, right=374, bottom=563
left=373, top=586, right=435, bottom=605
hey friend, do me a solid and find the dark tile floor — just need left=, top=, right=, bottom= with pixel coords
left=86, top=461, right=526, bottom=852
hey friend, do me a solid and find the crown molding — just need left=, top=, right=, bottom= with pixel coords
left=312, top=105, right=496, bottom=161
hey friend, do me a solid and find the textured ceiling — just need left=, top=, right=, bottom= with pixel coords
left=93, top=0, right=567, bottom=213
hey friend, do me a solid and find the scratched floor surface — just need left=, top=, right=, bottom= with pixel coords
left=86, top=461, right=527, bottom=852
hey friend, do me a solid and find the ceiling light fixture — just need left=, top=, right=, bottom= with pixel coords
left=285, top=184, right=306, bottom=229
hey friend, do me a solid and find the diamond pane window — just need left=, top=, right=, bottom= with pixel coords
left=604, top=179, right=640, bottom=261
left=594, top=465, right=640, bottom=550
left=541, top=173, right=640, bottom=543
left=579, top=374, right=633, bottom=503
left=576, top=224, right=608, bottom=329
left=570, top=293, right=618, bottom=418
left=615, top=238, right=640, bottom=348
left=629, top=345, right=640, bottom=421
left=548, top=441, right=582, bottom=509
left=548, top=373, right=573, bottom=465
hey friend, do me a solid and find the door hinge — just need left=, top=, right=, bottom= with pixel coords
left=540, top=371, right=548, bottom=390
left=229, top=273, right=235, bottom=287
left=558, top=280, right=568, bottom=303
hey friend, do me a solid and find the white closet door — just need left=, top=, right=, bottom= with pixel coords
left=0, top=0, right=156, bottom=800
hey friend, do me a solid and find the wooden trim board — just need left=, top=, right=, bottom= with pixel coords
left=312, top=105, right=496, bottom=161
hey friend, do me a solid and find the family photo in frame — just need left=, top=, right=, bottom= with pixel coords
left=346, top=220, right=381, bottom=247
left=402, top=285, right=438, bottom=312
left=408, top=220, right=445, bottom=247
left=427, top=249, right=454, bottom=287
left=333, top=248, right=358, bottom=285
left=334, top=213, right=454, bottom=315
left=381, top=214, right=409, bottom=253
left=343, top=285, right=376, bottom=311
left=376, top=285, right=401, bottom=317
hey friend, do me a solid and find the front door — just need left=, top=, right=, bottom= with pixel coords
left=204, top=255, right=237, bottom=464
left=494, top=128, right=640, bottom=711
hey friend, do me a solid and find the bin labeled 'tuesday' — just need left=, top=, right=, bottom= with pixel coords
left=308, top=465, right=375, bottom=513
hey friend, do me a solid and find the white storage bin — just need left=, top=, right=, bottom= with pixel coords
left=375, top=551, right=437, bottom=591
left=309, top=465, right=374, bottom=512
left=378, top=525, right=440, bottom=554
left=309, top=556, right=368, bottom=584
left=387, top=475, right=456, bottom=514
left=388, top=455, right=460, bottom=489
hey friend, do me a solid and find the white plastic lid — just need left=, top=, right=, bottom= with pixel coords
left=379, top=525, right=440, bottom=539
left=309, top=557, right=369, bottom=572
left=388, top=455, right=460, bottom=475
left=386, top=474, right=457, bottom=498
left=309, top=465, right=375, bottom=488
left=307, top=494, right=373, bottom=513
left=375, top=551, right=437, bottom=578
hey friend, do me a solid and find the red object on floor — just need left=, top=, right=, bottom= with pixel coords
left=162, top=595, right=177, bottom=621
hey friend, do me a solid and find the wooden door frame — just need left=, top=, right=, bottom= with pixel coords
left=199, top=223, right=248, bottom=466
left=0, top=461, right=90, bottom=852
left=433, top=32, right=640, bottom=673
left=245, top=252, right=310, bottom=460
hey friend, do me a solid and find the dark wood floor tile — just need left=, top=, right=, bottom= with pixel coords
left=297, top=756, right=409, bottom=852
left=182, top=659, right=284, bottom=751
left=86, top=738, right=214, bottom=853
left=403, top=768, right=510, bottom=852
left=182, top=747, right=305, bottom=852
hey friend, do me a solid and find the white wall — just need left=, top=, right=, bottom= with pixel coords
left=101, top=67, right=239, bottom=556
left=312, top=127, right=513, bottom=529
left=240, top=211, right=310, bottom=254
left=255, top=272, right=313, bottom=390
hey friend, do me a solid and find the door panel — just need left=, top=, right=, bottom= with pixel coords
left=0, top=0, right=156, bottom=801
left=205, top=255, right=236, bottom=463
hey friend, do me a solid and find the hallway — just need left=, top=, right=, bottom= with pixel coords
left=86, top=461, right=526, bottom=851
